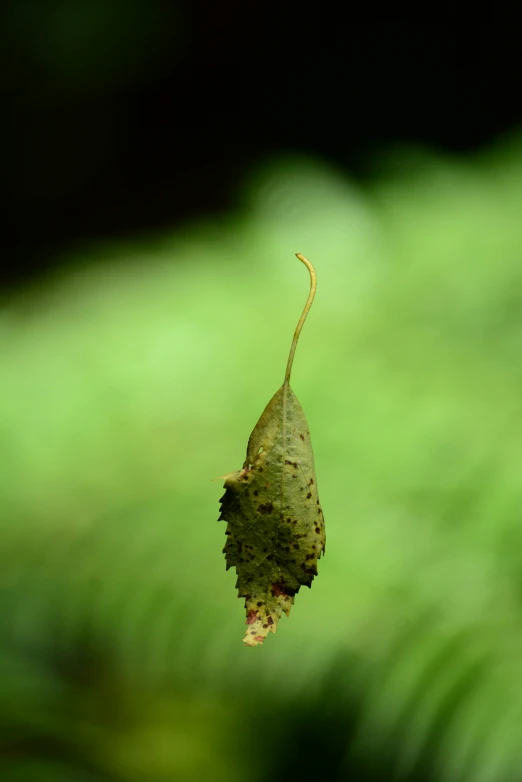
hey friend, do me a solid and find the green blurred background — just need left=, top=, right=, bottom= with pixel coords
left=2, top=9, right=522, bottom=782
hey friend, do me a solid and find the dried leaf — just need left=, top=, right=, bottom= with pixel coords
left=217, top=253, right=325, bottom=646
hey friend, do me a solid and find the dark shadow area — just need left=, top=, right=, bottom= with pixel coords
left=2, top=10, right=521, bottom=288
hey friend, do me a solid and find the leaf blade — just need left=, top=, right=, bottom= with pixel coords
left=219, top=383, right=325, bottom=645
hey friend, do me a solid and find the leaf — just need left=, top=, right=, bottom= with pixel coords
left=217, top=253, right=325, bottom=646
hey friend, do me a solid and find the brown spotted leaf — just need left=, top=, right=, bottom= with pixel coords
left=217, top=254, right=325, bottom=646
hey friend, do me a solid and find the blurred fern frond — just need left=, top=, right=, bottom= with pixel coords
left=2, top=136, right=522, bottom=781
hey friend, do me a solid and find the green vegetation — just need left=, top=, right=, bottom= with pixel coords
left=2, top=137, right=522, bottom=781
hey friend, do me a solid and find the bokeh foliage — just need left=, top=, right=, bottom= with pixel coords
left=2, top=137, right=522, bottom=781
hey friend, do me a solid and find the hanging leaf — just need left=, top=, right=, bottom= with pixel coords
left=217, top=253, right=325, bottom=646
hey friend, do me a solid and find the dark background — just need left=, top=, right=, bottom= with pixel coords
left=3, top=9, right=521, bottom=289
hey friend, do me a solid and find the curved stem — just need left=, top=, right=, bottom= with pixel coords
left=284, top=253, right=317, bottom=385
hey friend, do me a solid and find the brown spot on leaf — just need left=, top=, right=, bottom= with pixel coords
left=267, top=616, right=274, bottom=625
left=306, top=492, right=312, bottom=499
left=271, top=583, right=287, bottom=598
left=258, top=502, right=274, bottom=515
left=257, top=601, right=263, bottom=607
left=300, top=434, right=305, bottom=440
left=309, top=478, right=314, bottom=485
left=253, top=490, right=258, bottom=496
left=246, top=610, right=257, bottom=625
